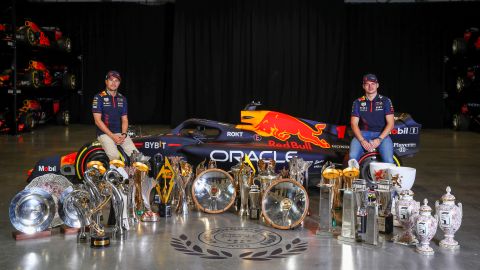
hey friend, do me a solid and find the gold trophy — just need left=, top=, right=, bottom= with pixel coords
left=155, top=157, right=175, bottom=217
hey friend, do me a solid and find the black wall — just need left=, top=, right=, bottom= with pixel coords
left=4, top=1, right=480, bottom=128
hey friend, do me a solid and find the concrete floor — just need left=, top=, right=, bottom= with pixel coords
left=0, top=125, right=479, bottom=270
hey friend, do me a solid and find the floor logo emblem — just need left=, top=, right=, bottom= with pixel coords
left=171, top=227, right=308, bottom=260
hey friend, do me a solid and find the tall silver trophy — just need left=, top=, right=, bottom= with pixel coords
left=238, top=164, right=254, bottom=216
left=316, top=163, right=340, bottom=234
left=248, top=184, right=261, bottom=220
left=337, top=160, right=360, bottom=242
left=375, top=180, right=393, bottom=234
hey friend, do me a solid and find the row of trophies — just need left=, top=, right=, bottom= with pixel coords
left=318, top=161, right=463, bottom=256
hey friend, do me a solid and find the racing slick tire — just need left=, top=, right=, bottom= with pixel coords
left=62, top=73, right=76, bottom=90
left=452, top=38, right=466, bottom=55
left=56, top=110, right=70, bottom=126
left=359, top=152, right=402, bottom=183
left=452, top=113, right=470, bottom=131
left=19, top=111, right=36, bottom=132
left=28, top=70, right=41, bottom=88
left=74, top=143, right=129, bottom=181
left=57, top=37, right=72, bottom=52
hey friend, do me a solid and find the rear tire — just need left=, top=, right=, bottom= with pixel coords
left=452, top=113, right=470, bottom=131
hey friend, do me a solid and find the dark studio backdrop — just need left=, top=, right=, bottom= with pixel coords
left=5, top=0, right=480, bottom=128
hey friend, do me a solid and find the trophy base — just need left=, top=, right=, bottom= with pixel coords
left=249, top=209, right=260, bottom=220
left=239, top=209, right=249, bottom=217
left=141, top=211, right=160, bottom=222
left=416, top=245, right=435, bottom=255
left=393, top=233, right=418, bottom=246
left=337, top=235, right=360, bottom=243
left=158, top=204, right=172, bottom=217
left=90, top=235, right=110, bottom=248
left=440, top=239, right=460, bottom=250
left=378, top=215, right=393, bottom=234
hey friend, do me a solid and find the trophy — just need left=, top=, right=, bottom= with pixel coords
left=154, top=157, right=175, bottom=217
left=337, top=161, right=360, bottom=242
left=229, top=161, right=242, bottom=212
left=413, top=199, right=438, bottom=255
left=262, top=179, right=309, bottom=230
left=317, top=163, right=339, bottom=233
left=248, top=184, right=261, bottom=220
left=133, top=161, right=150, bottom=215
left=140, top=176, right=159, bottom=222
left=175, top=160, right=193, bottom=215
left=238, top=163, right=254, bottom=216
left=288, top=156, right=313, bottom=187
left=102, top=167, right=127, bottom=240
left=354, top=179, right=368, bottom=236
left=257, top=159, right=279, bottom=194
left=375, top=180, right=393, bottom=234
left=435, top=186, right=462, bottom=250
left=364, top=184, right=380, bottom=246
left=83, top=161, right=107, bottom=238
left=393, top=189, right=420, bottom=246
left=191, top=169, right=236, bottom=213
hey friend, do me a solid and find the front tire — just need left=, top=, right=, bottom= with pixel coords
left=74, top=144, right=110, bottom=181
left=452, top=113, right=470, bottom=131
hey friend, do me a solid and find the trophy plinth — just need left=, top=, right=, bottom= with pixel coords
left=439, top=235, right=460, bottom=250
left=158, top=203, right=172, bottom=217
left=316, top=183, right=333, bottom=234
left=249, top=184, right=261, bottom=220
left=90, top=234, right=110, bottom=248
left=364, top=202, right=380, bottom=246
left=337, top=188, right=360, bottom=242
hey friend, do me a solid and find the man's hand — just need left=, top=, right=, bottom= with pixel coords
left=360, top=139, right=374, bottom=152
left=112, top=134, right=126, bottom=145
left=370, top=138, right=381, bottom=149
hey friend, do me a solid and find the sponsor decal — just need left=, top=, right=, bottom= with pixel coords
left=268, top=140, right=312, bottom=150
left=103, top=97, right=109, bottom=102
left=144, top=141, right=166, bottom=149
left=331, top=144, right=350, bottom=149
left=393, top=142, right=417, bottom=153
left=390, top=127, right=419, bottom=135
left=253, top=134, right=262, bottom=141
left=313, top=159, right=325, bottom=169
left=236, top=111, right=330, bottom=148
left=226, top=131, right=243, bottom=137
left=336, top=125, right=346, bottom=139
left=361, top=102, right=366, bottom=107
left=38, top=165, right=57, bottom=172
left=210, top=150, right=297, bottom=163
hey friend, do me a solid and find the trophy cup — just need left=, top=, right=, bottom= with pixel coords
left=257, top=159, right=279, bottom=194
left=393, top=189, right=420, bottom=246
left=133, top=161, right=149, bottom=216
left=102, top=167, right=127, bottom=240
left=176, top=160, right=193, bottom=215
left=248, top=184, right=261, bottom=220
left=238, top=163, right=254, bottom=216
left=229, top=161, right=242, bottom=212
left=413, top=199, right=438, bottom=255
left=140, top=176, right=160, bottom=222
left=155, top=157, right=175, bottom=217
left=191, top=168, right=236, bottom=213
left=435, top=186, right=462, bottom=250
left=337, top=161, right=360, bottom=242
left=354, top=179, right=368, bottom=236
left=316, top=164, right=340, bottom=233
left=364, top=184, right=380, bottom=246
left=375, top=180, right=393, bottom=234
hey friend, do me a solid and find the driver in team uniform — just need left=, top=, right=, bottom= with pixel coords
left=92, top=70, right=137, bottom=161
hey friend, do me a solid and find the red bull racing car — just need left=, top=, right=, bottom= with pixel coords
left=27, top=102, right=421, bottom=185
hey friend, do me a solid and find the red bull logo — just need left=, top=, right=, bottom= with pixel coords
left=236, top=111, right=330, bottom=148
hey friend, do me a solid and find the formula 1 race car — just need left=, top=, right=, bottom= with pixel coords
left=0, top=20, right=71, bottom=52
left=0, top=60, right=76, bottom=89
left=27, top=103, right=421, bottom=185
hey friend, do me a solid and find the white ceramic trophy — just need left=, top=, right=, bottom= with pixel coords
left=387, top=166, right=416, bottom=227
left=393, top=189, right=420, bottom=246
left=413, top=199, right=438, bottom=255
left=435, top=186, right=462, bottom=250
left=370, top=162, right=397, bottom=181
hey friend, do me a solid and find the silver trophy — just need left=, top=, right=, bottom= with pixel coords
left=364, top=185, right=380, bottom=246
left=317, top=163, right=340, bottom=233
left=102, top=167, right=127, bottom=240
left=257, top=159, right=279, bottom=194
left=248, top=184, right=261, bottom=220
left=338, top=179, right=366, bottom=242
left=239, top=164, right=254, bottom=216
left=375, top=180, right=393, bottom=234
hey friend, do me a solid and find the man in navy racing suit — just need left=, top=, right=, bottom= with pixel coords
left=92, top=70, right=137, bottom=161
left=349, top=73, right=395, bottom=164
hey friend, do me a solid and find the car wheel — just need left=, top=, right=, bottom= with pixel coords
left=359, top=152, right=401, bottom=183
left=62, top=73, right=76, bottom=90
left=19, top=111, right=36, bottom=131
left=28, top=70, right=41, bottom=88
left=56, top=110, right=70, bottom=126
left=57, top=37, right=72, bottom=52
left=452, top=113, right=470, bottom=131
left=452, top=38, right=466, bottom=55
left=74, top=144, right=110, bottom=181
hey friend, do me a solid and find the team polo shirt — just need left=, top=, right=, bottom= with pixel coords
left=351, top=94, right=394, bottom=132
left=92, top=90, right=128, bottom=136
